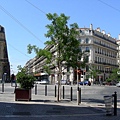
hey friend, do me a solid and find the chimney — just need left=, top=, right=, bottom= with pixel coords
left=90, top=24, right=93, bottom=30
left=0, top=25, right=1, bottom=31
left=108, top=33, right=111, bottom=37
left=118, top=34, right=120, bottom=40
left=102, top=30, right=105, bottom=34
left=96, top=27, right=100, bottom=32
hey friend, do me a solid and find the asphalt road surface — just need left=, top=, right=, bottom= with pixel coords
left=1, top=83, right=120, bottom=106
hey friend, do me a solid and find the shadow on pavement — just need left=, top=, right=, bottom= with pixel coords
left=0, top=100, right=104, bottom=116
left=82, top=98, right=104, bottom=104
left=0, top=100, right=120, bottom=120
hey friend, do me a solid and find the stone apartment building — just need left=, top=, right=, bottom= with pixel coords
left=24, top=24, right=118, bottom=84
left=0, top=25, right=10, bottom=80
left=78, top=24, right=118, bottom=83
left=116, top=38, right=120, bottom=69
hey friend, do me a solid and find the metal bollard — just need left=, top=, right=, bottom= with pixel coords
left=45, top=85, right=47, bottom=96
left=55, top=85, right=56, bottom=97
left=2, top=83, right=4, bottom=93
left=71, top=87, right=73, bottom=101
left=63, top=86, right=64, bottom=99
left=77, top=87, right=79, bottom=105
left=35, top=84, right=37, bottom=95
left=79, top=88, right=81, bottom=103
left=2, top=73, right=6, bottom=93
left=113, top=91, right=117, bottom=116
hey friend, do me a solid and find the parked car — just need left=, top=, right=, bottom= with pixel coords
left=79, top=80, right=91, bottom=86
left=79, top=81, right=88, bottom=85
left=61, top=80, right=67, bottom=85
left=103, top=81, right=117, bottom=86
left=66, top=80, right=71, bottom=85
left=35, top=79, right=49, bottom=84
left=116, top=82, right=120, bottom=87
left=56, top=80, right=71, bottom=85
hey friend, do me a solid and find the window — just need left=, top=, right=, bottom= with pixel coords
left=95, top=57, right=97, bottom=62
left=86, top=38, right=89, bottom=43
left=83, top=56, right=89, bottom=62
left=85, top=47, right=90, bottom=52
left=79, top=47, right=82, bottom=52
left=86, top=65, right=89, bottom=72
left=79, top=39, right=81, bottom=43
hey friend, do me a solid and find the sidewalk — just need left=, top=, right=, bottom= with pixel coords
left=0, top=91, right=120, bottom=120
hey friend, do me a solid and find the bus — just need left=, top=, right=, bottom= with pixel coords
left=34, top=73, right=49, bottom=84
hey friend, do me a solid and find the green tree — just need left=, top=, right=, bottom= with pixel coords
left=106, top=68, right=120, bottom=83
left=89, top=65, right=100, bottom=84
left=27, top=13, right=86, bottom=101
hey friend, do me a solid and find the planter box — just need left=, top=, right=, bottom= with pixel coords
left=15, top=88, right=31, bottom=101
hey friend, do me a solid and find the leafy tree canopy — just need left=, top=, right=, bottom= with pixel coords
left=27, top=13, right=86, bottom=74
left=106, top=68, right=120, bottom=83
left=89, top=65, right=100, bottom=78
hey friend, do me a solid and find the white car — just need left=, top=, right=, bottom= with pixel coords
left=116, top=82, right=120, bottom=87
left=35, top=79, right=49, bottom=84
left=56, top=80, right=67, bottom=85
left=34, top=81, right=41, bottom=84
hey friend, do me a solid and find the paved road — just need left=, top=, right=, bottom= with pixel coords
left=0, top=83, right=120, bottom=120
left=31, top=84, right=120, bottom=107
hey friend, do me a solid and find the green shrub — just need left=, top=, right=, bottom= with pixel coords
left=16, top=68, right=36, bottom=89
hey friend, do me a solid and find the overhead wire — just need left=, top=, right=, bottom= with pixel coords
left=8, top=43, right=32, bottom=58
left=98, top=0, right=120, bottom=13
left=0, top=3, right=44, bottom=44
left=0, top=1, right=46, bottom=59
left=25, top=0, right=46, bottom=15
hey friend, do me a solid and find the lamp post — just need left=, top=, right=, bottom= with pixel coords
left=77, top=68, right=81, bottom=105
left=2, top=73, right=7, bottom=93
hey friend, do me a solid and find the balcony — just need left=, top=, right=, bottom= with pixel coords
left=94, top=41, right=117, bottom=51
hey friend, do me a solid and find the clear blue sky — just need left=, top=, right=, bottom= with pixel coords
left=0, top=0, right=120, bottom=74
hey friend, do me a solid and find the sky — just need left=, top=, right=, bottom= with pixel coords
left=0, top=0, right=120, bottom=75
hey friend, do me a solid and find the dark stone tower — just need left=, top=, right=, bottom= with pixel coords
left=0, top=25, right=10, bottom=81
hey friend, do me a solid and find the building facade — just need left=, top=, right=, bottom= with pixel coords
left=0, top=25, right=10, bottom=80
left=25, top=24, right=118, bottom=84
left=116, top=37, right=120, bottom=69
left=78, top=24, right=118, bottom=83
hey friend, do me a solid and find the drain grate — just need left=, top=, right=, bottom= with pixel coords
left=13, top=112, right=31, bottom=115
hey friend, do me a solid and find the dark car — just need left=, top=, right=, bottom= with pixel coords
left=79, top=81, right=88, bottom=85
left=79, top=80, right=91, bottom=86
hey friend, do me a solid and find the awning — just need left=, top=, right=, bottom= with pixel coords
left=34, top=73, right=41, bottom=76
left=34, top=72, right=48, bottom=76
